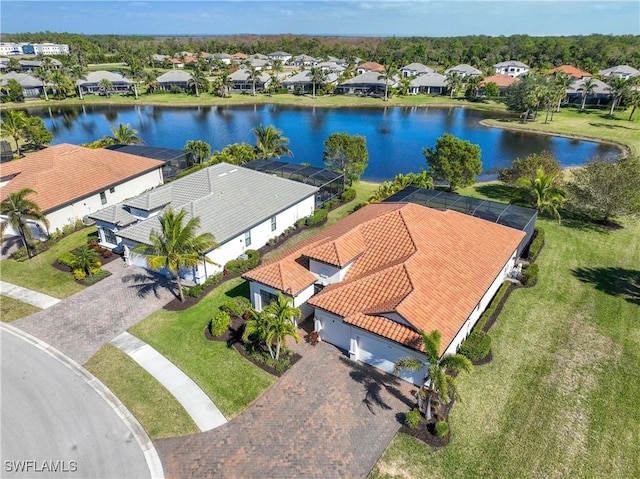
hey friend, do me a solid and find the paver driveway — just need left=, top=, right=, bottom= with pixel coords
left=156, top=342, right=416, bottom=479
left=13, top=264, right=177, bottom=364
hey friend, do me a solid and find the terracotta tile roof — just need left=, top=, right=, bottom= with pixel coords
left=0, top=144, right=164, bottom=213
left=246, top=203, right=524, bottom=355
left=305, top=227, right=367, bottom=267
left=549, top=65, right=592, bottom=78
left=481, top=74, right=520, bottom=88
left=357, top=61, right=385, bottom=72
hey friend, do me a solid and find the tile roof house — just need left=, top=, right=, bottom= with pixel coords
left=156, top=70, right=193, bottom=91
left=408, top=72, right=447, bottom=95
left=400, top=63, right=435, bottom=77
left=493, top=60, right=530, bottom=77
left=227, top=69, right=272, bottom=93
left=281, top=70, right=339, bottom=94
left=481, top=74, right=520, bottom=94
left=0, top=71, right=44, bottom=99
left=336, top=71, right=398, bottom=96
left=549, top=65, right=592, bottom=79
left=356, top=61, right=385, bottom=74
left=89, top=163, right=318, bottom=284
left=598, top=65, right=640, bottom=80
left=566, top=78, right=612, bottom=105
left=244, top=202, right=524, bottom=385
left=445, top=64, right=483, bottom=77
left=78, top=71, right=133, bottom=95
left=0, top=144, right=164, bottom=237
left=267, top=51, right=292, bottom=64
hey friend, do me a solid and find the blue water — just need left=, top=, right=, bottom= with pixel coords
left=28, top=104, right=619, bottom=182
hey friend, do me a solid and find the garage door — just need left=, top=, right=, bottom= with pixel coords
left=356, top=334, right=426, bottom=386
left=319, top=317, right=351, bottom=352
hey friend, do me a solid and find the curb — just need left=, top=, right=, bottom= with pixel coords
left=0, top=323, right=164, bottom=479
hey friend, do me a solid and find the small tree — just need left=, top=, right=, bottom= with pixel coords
left=70, top=246, right=101, bottom=277
left=566, top=156, right=640, bottom=223
left=22, top=116, right=54, bottom=150
left=0, top=188, right=49, bottom=259
left=423, top=133, right=482, bottom=191
left=482, top=82, right=499, bottom=98
left=511, top=167, right=567, bottom=222
left=252, top=124, right=292, bottom=160
left=1, top=110, right=27, bottom=157
left=5, top=79, right=24, bottom=102
left=98, top=78, right=114, bottom=97
left=498, top=151, right=563, bottom=186
left=323, top=132, right=369, bottom=185
left=109, top=123, right=143, bottom=145
left=184, top=140, right=212, bottom=164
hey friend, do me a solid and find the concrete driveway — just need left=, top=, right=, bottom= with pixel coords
left=0, top=327, right=155, bottom=479
left=156, top=342, right=415, bottom=479
left=13, top=264, right=177, bottom=364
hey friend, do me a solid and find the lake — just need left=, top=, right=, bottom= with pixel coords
left=27, top=104, right=619, bottom=182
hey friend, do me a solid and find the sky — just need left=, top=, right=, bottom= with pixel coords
left=1, top=1, right=639, bottom=37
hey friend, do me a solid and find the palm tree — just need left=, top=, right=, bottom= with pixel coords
left=68, top=64, right=87, bottom=100
left=378, top=63, right=398, bottom=101
left=189, top=68, right=208, bottom=97
left=577, top=77, right=598, bottom=110
left=124, top=61, right=145, bottom=100
left=252, top=124, right=292, bottom=159
left=309, top=66, right=326, bottom=99
left=0, top=188, right=49, bottom=259
left=512, top=167, right=567, bottom=222
left=70, top=246, right=101, bottom=276
left=446, top=71, right=463, bottom=99
left=184, top=140, right=212, bottom=164
left=49, top=70, right=71, bottom=99
left=244, top=64, right=261, bottom=96
left=109, top=123, right=143, bottom=145
left=394, top=330, right=472, bottom=420
left=270, top=60, right=284, bottom=77
left=1, top=110, right=27, bottom=157
left=626, top=90, right=640, bottom=121
left=32, top=67, right=50, bottom=101
left=263, top=293, right=301, bottom=360
left=98, top=78, right=113, bottom=97
left=465, top=75, right=483, bottom=99
left=133, top=209, right=218, bottom=302
left=553, top=72, right=573, bottom=112
left=606, top=77, right=630, bottom=116
left=397, top=76, right=412, bottom=96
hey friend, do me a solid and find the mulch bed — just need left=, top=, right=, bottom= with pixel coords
left=203, top=315, right=302, bottom=377
left=471, top=349, right=493, bottom=366
left=481, top=283, right=518, bottom=334
left=399, top=397, right=454, bottom=448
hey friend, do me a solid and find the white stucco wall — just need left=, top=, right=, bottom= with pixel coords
left=308, top=259, right=354, bottom=285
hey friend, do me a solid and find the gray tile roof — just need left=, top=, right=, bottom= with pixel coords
left=400, top=63, right=433, bottom=74
left=79, top=70, right=132, bottom=85
left=599, top=65, right=640, bottom=77
left=340, top=71, right=397, bottom=86
left=125, top=186, right=174, bottom=211
left=89, top=203, right=139, bottom=227
left=228, top=70, right=271, bottom=83
left=115, top=163, right=318, bottom=246
left=567, top=78, right=611, bottom=95
left=410, top=72, right=447, bottom=87
left=156, top=70, right=193, bottom=83
left=445, top=64, right=482, bottom=75
left=494, top=60, right=530, bottom=68
left=0, top=71, right=42, bottom=88
left=282, top=70, right=338, bottom=85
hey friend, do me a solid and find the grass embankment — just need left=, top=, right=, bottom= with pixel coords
left=84, top=344, right=199, bottom=439
left=0, top=227, right=95, bottom=298
left=0, top=295, right=41, bottom=322
left=371, top=184, right=640, bottom=479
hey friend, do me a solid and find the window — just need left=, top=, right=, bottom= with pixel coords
left=103, top=228, right=117, bottom=245
left=271, top=216, right=277, bottom=231
left=244, top=230, right=251, bottom=247
left=109, top=187, right=116, bottom=194
left=260, top=289, right=278, bottom=308
left=100, top=191, right=107, bottom=205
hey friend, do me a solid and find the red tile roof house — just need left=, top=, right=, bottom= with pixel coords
left=244, top=202, right=524, bottom=385
left=0, top=144, right=164, bottom=239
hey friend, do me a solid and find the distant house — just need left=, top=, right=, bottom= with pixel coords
left=566, top=78, right=612, bottom=106
left=231, top=52, right=248, bottom=61
left=408, top=72, right=447, bottom=95
left=227, top=69, right=271, bottom=93
left=78, top=71, right=133, bottom=95
left=400, top=63, right=434, bottom=78
left=0, top=71, right=45, bottom=99
left=444, top=64, right=483, bottom=77
left=168, top=58, right=184, bottom=69
left=18, top=59, right=62, bottom=72
left=151, top=54, right=169, bottom=65
left=549, top=65, right=592, bottom=79
left=292, top=54, right=317, bottom=68
left=493, top=60, right=530, bottom=77
left=156, top=70, right=193, bottom=91
left=282, top=70, right=339, bottom=94
left=598, top=65, right=640, bottom=80
left=90, top=163, right=317, bottom=284
left=268, top=51, right=292, bottom=64
left=481, top=74, right=520, bottom=95
left=211, top=53, right=232, bottom=65
left=356, top=62, right=385, bottom=74
left=243, top=202, right=524, bottom=385
left=0, top=144, right=164, bottom=237
left=244, top=58, right=271, bottom=70
left=336, top=71, right=397, bottom=96
left=315, top=61, right=345, bottom=74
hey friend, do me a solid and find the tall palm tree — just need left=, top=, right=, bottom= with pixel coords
left=270, top=60, right=284, bottom=77
left=394, top=330, right=472, bottom=420
left=626, top=90, right=640, bottom=121
left=244, top=64, right=261, bottom=96
left=98, top=78, right=114, bottom=97
left=446, top=71, right=464, bottom=99
left=109, top=123, right=143, bottom=145
left=1, top=110, right=27, bottom=157
left=124, top=61, right=145, bottom=100
left=578, top=77, right=598, bottom=110
left=263, top=293, right=301, bottom=360
left=606, top=76, right=630, bottom=116
left=184, top=140, right=212, bottom=164
left=49, top=70, right=71, bottom=99
left=252, top=124, right=292, bottom=159
left=32, top=67, right=50, bottom=101
left=309, top=66, right=326, bottom=99
left=553, top=72, right=573, bottom=112
left=68, top=64, right=87, bottom=100
left=378, top=63, right=398, bottom=101
left=512, top=167, right=567, bottom=222
left=133, top=209, right=217, bottom=302
left=465, top=75, right=484, bottom=99
left=189, top=68, right=208, bottom=97
left=0, top=188, right=49, bottom=259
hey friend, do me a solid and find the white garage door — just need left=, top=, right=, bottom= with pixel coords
left=356, top=334, right=426, bottom=386
left=319, top=317, right=351, bottom=352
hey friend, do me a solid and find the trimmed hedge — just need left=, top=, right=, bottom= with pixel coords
left=306, top=208, right=328, bottom=227
left=522, top=263, right=539, bottom=286
left=341, top=188, right=356, bottom=203
left=78, top=269, right=111, bottom=286
left=224, top=249, right=260, bottom=274
left=220, top=296, right=252, bottom=317
left=210, top=311, right=231, bottom=337
left=527, top=227, right=545, bottom=260
left=459, top=330, right=492, bottom=361
left=475, top=282, right=510, bottom=331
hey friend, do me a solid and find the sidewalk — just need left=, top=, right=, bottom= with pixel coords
left=110, top=332, right=227, bottom=432
left=0, top=281, right=60, bottom=309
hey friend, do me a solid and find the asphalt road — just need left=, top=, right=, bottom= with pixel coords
left=1, top=329, right=152, bottom=479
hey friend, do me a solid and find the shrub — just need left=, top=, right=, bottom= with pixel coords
left=306, top=208, right=328, bottom=227
left=527, top=227, right=545, bottom=260
left=9, top=246, right=29, bottom=261
left=460, top=330, right=492, bottom=361
left=434, top=421, right=449, bottom=437
left=202, top=273, right=222, bottom=288
left=102, top=250, right=113, bottom=258
left=267, top=237, right=279, bottom=246
left=522, top=263, right=539, bottom=286
left=186, top=284, right=204, bottom=298
left=341, top=188, right=356, bottom=203
left=404, top=409, right=420, bottom=429
left=57, top=251, right=75, bottom=267
left=210, top=311, right=231, bottom=337
left=274, top=357, right=291, bottom=375
left=224, top=250, right=261, bottom=274
left=73, top=269, right=87, bottom=280
left=221, top=297, right=252, bottom=317
left=79, top=269, right=111, bottom=286
left=475, top=282, right=510, bottom=331
left=295, top=218, right=306, bottom=229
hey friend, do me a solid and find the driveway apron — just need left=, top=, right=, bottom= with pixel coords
left=155, top=342, right=416, bottom=479
left=12, top=265, right=177, bottom=364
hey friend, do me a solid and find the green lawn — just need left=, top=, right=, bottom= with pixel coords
left=371, top=186, right=640, bottom=479
left=85, top=344, right=198, bottom=439
left=128, top=277, right=275, bottom=419
left=0, top=227, right=96, bottom=298
left=0, top=295, right=41, bottom=322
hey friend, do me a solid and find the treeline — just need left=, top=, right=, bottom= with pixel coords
left=2, top=32, right=639, bottom=72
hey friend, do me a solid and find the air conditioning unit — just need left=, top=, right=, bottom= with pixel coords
left=237, top=253, right=249, bottom=261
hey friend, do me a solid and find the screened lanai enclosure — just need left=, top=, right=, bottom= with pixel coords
left=243, top=159, right=345, bottom=208
left=385, top=186, right=538, bottom=257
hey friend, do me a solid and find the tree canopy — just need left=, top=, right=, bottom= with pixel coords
left=498, top=151, right=563, bottom=186
left=423, top=133, right=482, bottom=191
left=323, top=132, right=369, bottom=185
